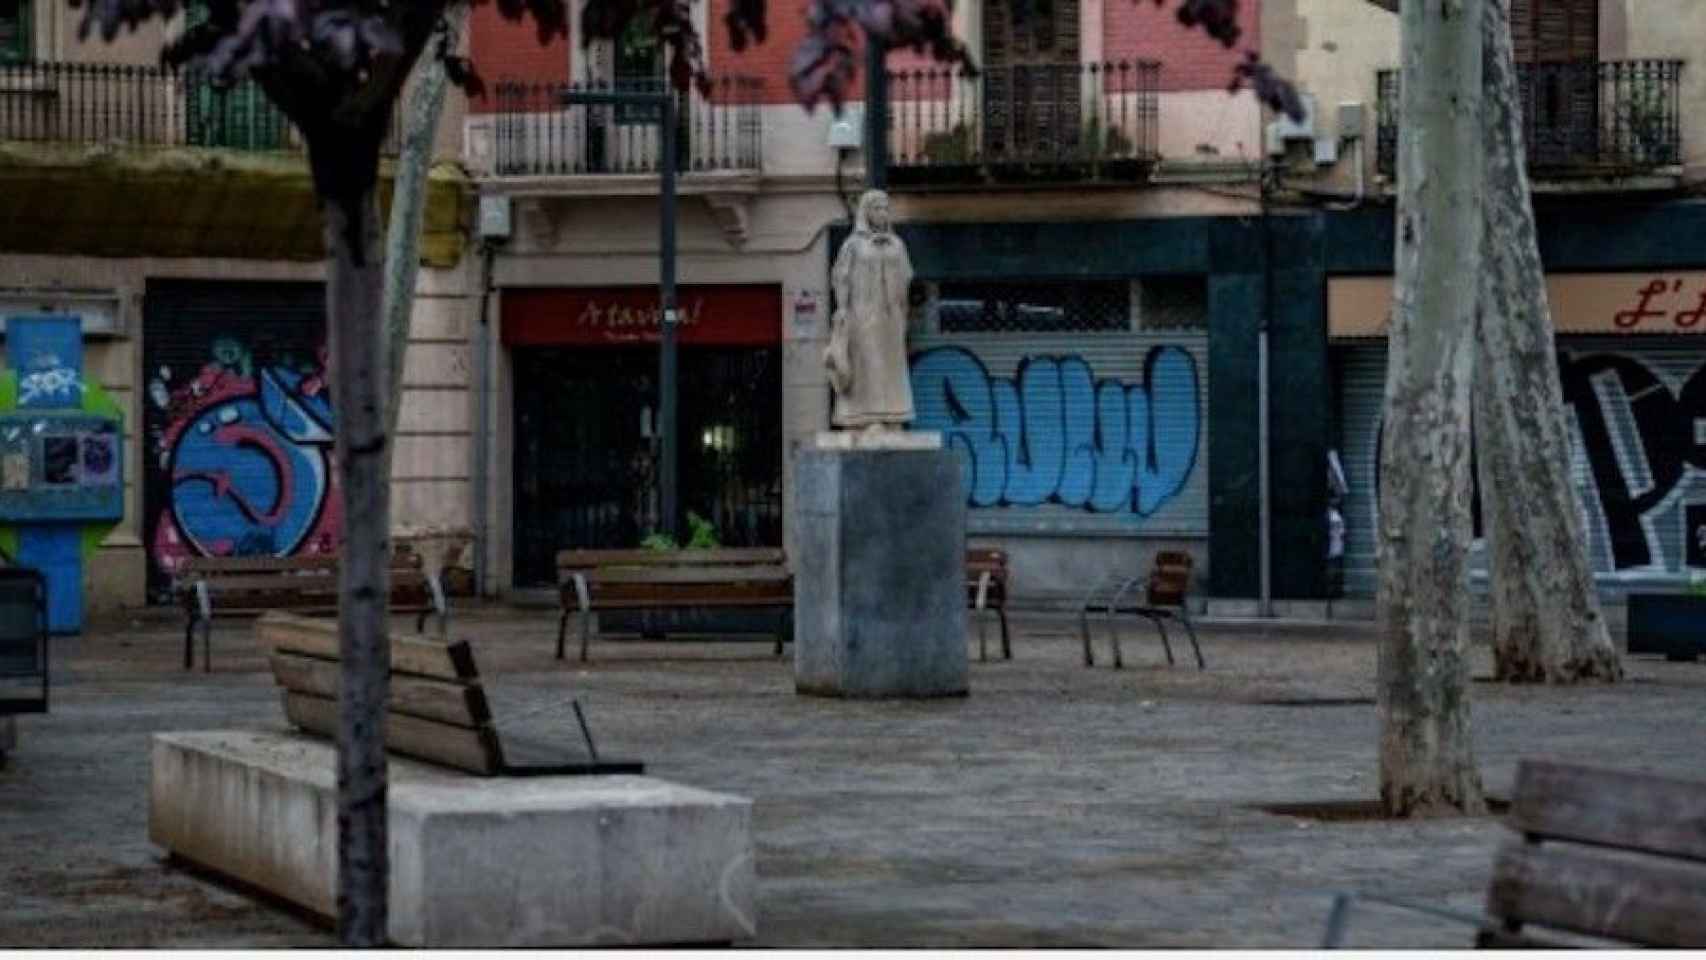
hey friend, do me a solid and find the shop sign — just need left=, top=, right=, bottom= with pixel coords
left=502, top=284, right=782, bottom=346
left=1330, top=272, right=1706, bottom=338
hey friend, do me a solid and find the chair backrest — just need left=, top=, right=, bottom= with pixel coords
left=1484, top=760, right=1706, bottom=947
left=1145, top=551, right=1193, bottom=608
left=178, top=552, right=424, bottom=581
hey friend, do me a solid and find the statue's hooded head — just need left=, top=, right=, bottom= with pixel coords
left=855, top=189, right=893, bottom=237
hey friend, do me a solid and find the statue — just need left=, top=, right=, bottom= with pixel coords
left=827, top=190, right=914, bottom=432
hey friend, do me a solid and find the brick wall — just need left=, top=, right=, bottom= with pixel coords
left=1104, top=0, right=1260, bottom=91
left=468, top=2, right=571, bottom=113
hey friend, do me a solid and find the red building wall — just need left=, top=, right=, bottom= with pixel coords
left=1103, top=0, right=1260, bottom=91
left=467, top=2, right=572, bottom=113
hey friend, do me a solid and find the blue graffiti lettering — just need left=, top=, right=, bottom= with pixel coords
left=909, top=346, right=1200, bottom=515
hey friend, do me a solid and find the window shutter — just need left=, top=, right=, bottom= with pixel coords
left=1511, top=0, right=1535, bottom=64
left=1522, top=0, right=1597, bottom=64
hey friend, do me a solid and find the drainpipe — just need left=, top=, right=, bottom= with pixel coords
left=474, top=241, right=496, bottom=597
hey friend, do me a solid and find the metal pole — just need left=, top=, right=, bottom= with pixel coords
left=1259, top=166, right=1274, bottom=619
left=865, top=37, right=888, bottom=188
left=658, top=78, right=680, bottom=541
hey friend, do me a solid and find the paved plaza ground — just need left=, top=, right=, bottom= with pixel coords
left=1, top=606, right=1701, bottom=947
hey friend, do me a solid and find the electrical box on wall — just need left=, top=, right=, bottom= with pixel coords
left=828, top=108, right=863, bottom=150
left=478, top=195, right=512, bottom=241
left=1338, top=101, right=1366, bottom=141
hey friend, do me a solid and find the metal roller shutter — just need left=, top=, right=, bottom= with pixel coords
left=908, top=331, right=1210, bottom=537
left=1336, top=336, right=1706, bottom=598
left=1337, top=344, right=1385, bottom=597
left=141, top=281, right=331, bottom=604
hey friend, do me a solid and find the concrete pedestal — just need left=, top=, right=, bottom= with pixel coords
left=793, top=438, right=968, bottom=697
left=149, top=731, right=756, bottom=947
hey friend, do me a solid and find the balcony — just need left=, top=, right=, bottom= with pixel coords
left=1375, top=59, right=1684, bottom=181
left=884, top=61, right=1161, bottom=188
left=0, top=60, right=398, bottom=155
left=489, top=76, right=764, bottom=178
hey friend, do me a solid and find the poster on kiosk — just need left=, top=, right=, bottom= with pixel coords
left=0, top=315, right=124, bottom=633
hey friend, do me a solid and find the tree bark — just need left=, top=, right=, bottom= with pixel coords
left=1474, top=0, right=1623, bottom=684
left=382, top=3, right=468, bottom=460
left=1379, top=0, right=1488, bottom=817
left=322, top=179, right=393, bottom=946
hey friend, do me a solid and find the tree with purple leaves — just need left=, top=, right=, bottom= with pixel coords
left=71, top=0, right=1292, bottom=944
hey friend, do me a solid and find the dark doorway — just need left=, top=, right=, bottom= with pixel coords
left=510, top=346, right=784, bottom=587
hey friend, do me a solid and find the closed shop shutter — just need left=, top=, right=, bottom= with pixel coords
left=1513, top=0, right=1597, bottom=64
left=1335, top=336, right=1706, bottom=597
left=1336, top=344, right=1385, bottom=597
left=908, top=331, right=1209, bottom=537
left=141, top=281, right=331, bottom=603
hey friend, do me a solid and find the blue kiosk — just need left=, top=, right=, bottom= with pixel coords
left=0, top=315, right=124, bottom=634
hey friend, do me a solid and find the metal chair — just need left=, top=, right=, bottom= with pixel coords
left=0, top=568, right=49, bottom=715
left=1077, top=550, right=1204, bottom=670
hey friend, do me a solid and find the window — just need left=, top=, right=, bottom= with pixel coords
left=0, top=0, right=30, bottom=64
left=1136, top=276, right=1208, bottom=331
left=613, top=17, right=662, bottom=125
left=929, top=280, right=1131, bottom=333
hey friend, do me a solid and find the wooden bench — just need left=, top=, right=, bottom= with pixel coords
left=177, top=553, right=449, bottom=672
left=556, top=548, right=793, bottom=662
left=1323, top=759, right=1706, bottom=948
left=261, top=611, right=641, bottom=776
left=1077, top=550, right=1204, bottom=670
left=967, top=547, right=1013, bottom=662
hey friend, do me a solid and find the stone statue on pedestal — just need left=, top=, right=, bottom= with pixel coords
left=827, top=189, right=914, bottom=432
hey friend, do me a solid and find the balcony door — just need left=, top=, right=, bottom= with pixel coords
left=981, top=0, right=1081, bottom=163
left=1512, top=0, right=1599, bottom=166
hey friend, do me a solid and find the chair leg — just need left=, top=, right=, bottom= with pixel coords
left=978, top=608, right=988, bottom=663
left=556, top=609, right=569, bottom=660
left=202, top=619, right=214, bottom=674
left=1105, top=613, right=1124, bottom=670
left=416, top=609, right=428, bottom=634
left=1180, top=614, right=1205, bottom=670
left=1153, top=616, right=1176, bottom=667
left=773, top=608, right=788, bottom=658
left=998, top=607, right=1012, bottom=661
left=579, top=609, right=593, bottom=662
left=1080, top=609, right=1095, bottom=667
left=182, top=618, right=195, bottom=672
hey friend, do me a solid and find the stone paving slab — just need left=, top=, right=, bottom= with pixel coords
left=0, top=608, right=1701, bottom=947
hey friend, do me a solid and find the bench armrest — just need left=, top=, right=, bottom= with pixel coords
left=569, top=572, right=591, bottom=613
left=1322, top=892, right=1490, bottom=949
left=193, top=580, right=212, bottom=622
left=973, top=570, right=992, bottom=610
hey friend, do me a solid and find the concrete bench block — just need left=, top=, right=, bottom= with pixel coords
left=149, top=730, right=755, bottom=947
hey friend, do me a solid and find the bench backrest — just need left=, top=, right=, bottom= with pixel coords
left=1485, top=760, right=1706, bottom=947
left=259, top=612, right=503, bottom=775
left=556, top=547, right=786, bottom=574
left=180, top=552, right=425, bottom=580
left=1146, top=551, right=1193, bottom=608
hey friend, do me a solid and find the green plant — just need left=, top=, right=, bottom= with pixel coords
left=1686, top=576, right=1706, bottom=600
left=638, top=511, right=721, bottom=551
left=922, top=123, right=974, bottom=165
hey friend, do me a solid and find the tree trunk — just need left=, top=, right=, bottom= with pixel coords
left=323, top=182, right=393, bottom=946
left=1474, top=0, right=1622, bottom=684
left=382, top=3, right=468, bottom=458
left=1379, top=0, right=1488, bottom=817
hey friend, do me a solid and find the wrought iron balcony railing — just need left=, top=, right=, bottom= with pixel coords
left=885, top=61, right=1161, bottom=186
left=1376, top=59, right=1684, bottom=178
left=490, top=76, right=764, bottom=177
left=0, top=60, right=399, bottom=156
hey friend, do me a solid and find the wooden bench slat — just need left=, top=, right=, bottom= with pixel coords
left=1488, top=840, right=1706, bottom=947
left=1509, top=760, right=1706, bottom=864
left=282, top=691, right=503, bottom=776
left=269, top=652, right=493, bottom=727
left=576, top=565, right=792, bottom=586
left=258, top=612, right=475, bottom=681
